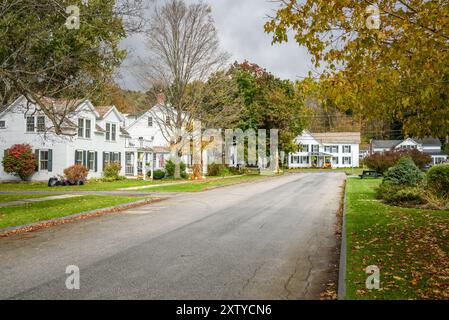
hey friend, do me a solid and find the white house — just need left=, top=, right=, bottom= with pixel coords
left=288, top=131, right=361, bottom=168
left=370, top=137, right=448, bottom=165
left=0, top=96, right=129, bottom=181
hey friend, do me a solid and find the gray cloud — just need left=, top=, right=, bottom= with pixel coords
left=117, top=0, right=313, bottom=90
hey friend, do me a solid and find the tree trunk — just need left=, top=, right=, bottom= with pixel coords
left=174, top=155, right=181, bottom=179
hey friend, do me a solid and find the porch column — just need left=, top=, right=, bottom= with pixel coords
left=133, top=152, right=138, bottom=177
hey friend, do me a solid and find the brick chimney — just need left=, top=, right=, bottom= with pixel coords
left=156, top=91, right=166, bottom=105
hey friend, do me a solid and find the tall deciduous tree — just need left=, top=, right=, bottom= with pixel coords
left=139, top=0, right=229, bottom=179
left=265, top=0, right=449, bottom=138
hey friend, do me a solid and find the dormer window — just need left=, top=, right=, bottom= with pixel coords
left=26, top=116, right=35, bottom=132
left=106, top=123, right=117, bottom=141
left=37, top=116, right=45, bottom=132
left=78, top=118, right=92, bottom=138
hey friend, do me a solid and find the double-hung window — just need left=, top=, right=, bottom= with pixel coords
left=0, top=120, right=6, bottom=129
left=37, top=116, right=45, bottom=132
left=148, top=117, right=153, bottom=127
left=87, top=151, right=95, bottom=170
left=311, top=145, right=319, bottom=153
left=342, top=156, right=352, bottom=165
left=85, top=119, right=91, bottom=138
left=78, top=119, right=84, bottom=137
left=111, top=124, right=116, bottom=141
left=106, top=123, right=117, bottom=141
left=75, top=150, right=83, bottom=165
left=343, top=145, right=352, bottom=153
left=26, top=116, right=35, bottom=132
left=40, top=150, right=49, bottom=170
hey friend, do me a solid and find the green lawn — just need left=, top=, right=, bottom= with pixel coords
left=0, top=195, right=147, bottom=229
left=0, top=178, right=175, bottom=192
left=0, top=194, right=54, bottom=203
left=142, top=175, right=266, bottom=192
left=345, top=177, right=449, bottom=300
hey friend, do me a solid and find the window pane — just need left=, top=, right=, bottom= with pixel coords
left=26, top=116, right=35, bottom=132
left=37, top=116, right=45, bottom=132
left=40, top=151, right=48, bottom=170
left=78, top=119, right=84, bottom=137
left=106, top=123, right=110, bottom=140
left=85, top=120, right=91, bottom=138
left=111, top=124, right=116, bottom=141
left=148, top=117, right=153, bottom=127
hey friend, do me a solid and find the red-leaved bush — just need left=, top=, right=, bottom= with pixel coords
left=63, top=164, right=88, bottom=182
left=363, top=149, right=431, bottom=173
left=2, top=144, right=36, bottom=180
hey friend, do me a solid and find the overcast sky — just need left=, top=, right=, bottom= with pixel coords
left=117, top=0, right=314, bottom=91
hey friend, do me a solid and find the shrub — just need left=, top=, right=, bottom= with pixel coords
left=386, top=188, right=427, bottom=205
left=103, top=162, right=121, bottom=181
left=382, top=156, right=425, bottom=187
left=364, top=149, right=431, bottom=173
left=64, top=164, right=88, bottom=182
left=153, top=169, right=165, bottom=180
left=165, top=159, right=187, bottom=178
left=207, top=163, right=223, bottom=176
left=427, top=164, right=449, bottom=196
left=2, top=144, right=37, bottom=180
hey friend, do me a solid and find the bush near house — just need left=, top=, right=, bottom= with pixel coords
left=103, top=162, right=122, bottom=181
left=382, top=156, right=425, bottom=187
left=152, top=169, right=166, bottom=180
left=427, top=164, right=449, bottom=197
left=165, top=160, right=187, bottom=179
left=64, top=164, right=89, bottom=183
left=363, top=149, right=431, bottom=173
left=2, top=144, right=36, bottom=181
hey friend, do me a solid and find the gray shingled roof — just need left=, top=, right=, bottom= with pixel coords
left=371, top=140, right=403, bottom=149
left=415, top=137, right=442, bottom=147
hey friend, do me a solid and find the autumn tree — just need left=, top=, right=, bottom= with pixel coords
left=265, top=0, right=449, bottom=138
left=0, top=0, right=146, bottom=134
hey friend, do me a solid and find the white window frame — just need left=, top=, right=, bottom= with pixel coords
left=39, top=150, right=49, bottom=171
left=87, top=151, right=95, bottom=171
left=148, top=116, right=153, bottom=127
left=75, top=150, right=83, bottom=165
left=343, top=145, right=352, bottom=153
left=37, top=116, right=46, bottom=132
left=85, top=119, right=92, bottom=138
left=78, top=118, right=85, bottom=137
left=343, top=156, right=352, bottom=165
left=106, top=123, right=117, bottom=141
left=26, top=116, right=35, bottom=132
left=0, top=120, right=5, bottom=129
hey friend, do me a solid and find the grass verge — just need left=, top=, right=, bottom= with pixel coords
left=0, top=194, right=54, bottom=203
left=0, top=195, right=147, bottom=229
left=0, top=179, right=176, bottom=192
left=345, top=177, right=449, bottom=299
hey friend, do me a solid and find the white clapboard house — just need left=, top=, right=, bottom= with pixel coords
left=370, top=137, right=448, bottom=165
left=288, top=130, right=361, bottom=168
left=0, top=95, right=182, bottom=181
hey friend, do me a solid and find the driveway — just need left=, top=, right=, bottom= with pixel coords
left=0, top=172, right=346, bottom=299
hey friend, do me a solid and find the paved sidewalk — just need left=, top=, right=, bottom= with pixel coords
left=0, top=194, right=83, bottom=208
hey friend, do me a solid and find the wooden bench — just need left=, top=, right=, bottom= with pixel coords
left=359, top=170, right=382, bottom=179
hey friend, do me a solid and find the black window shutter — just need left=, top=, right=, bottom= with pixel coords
left=103, top=152, right=106, bottom=170
left=83, top=150, right=87, bottom=167
left=118, top=152, right=121, bottom=165
left=110, top=152, right=113, bottom=163
left=48, top=149, right=53, bottom=172
left=35, top=149, right=39, bottom=171
left=95, top=152, right=98, bottom=172
left=75, top=150, right=77, bottom=165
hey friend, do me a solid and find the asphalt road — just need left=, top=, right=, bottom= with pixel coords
left=0, top=172, right=346, bottom=300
